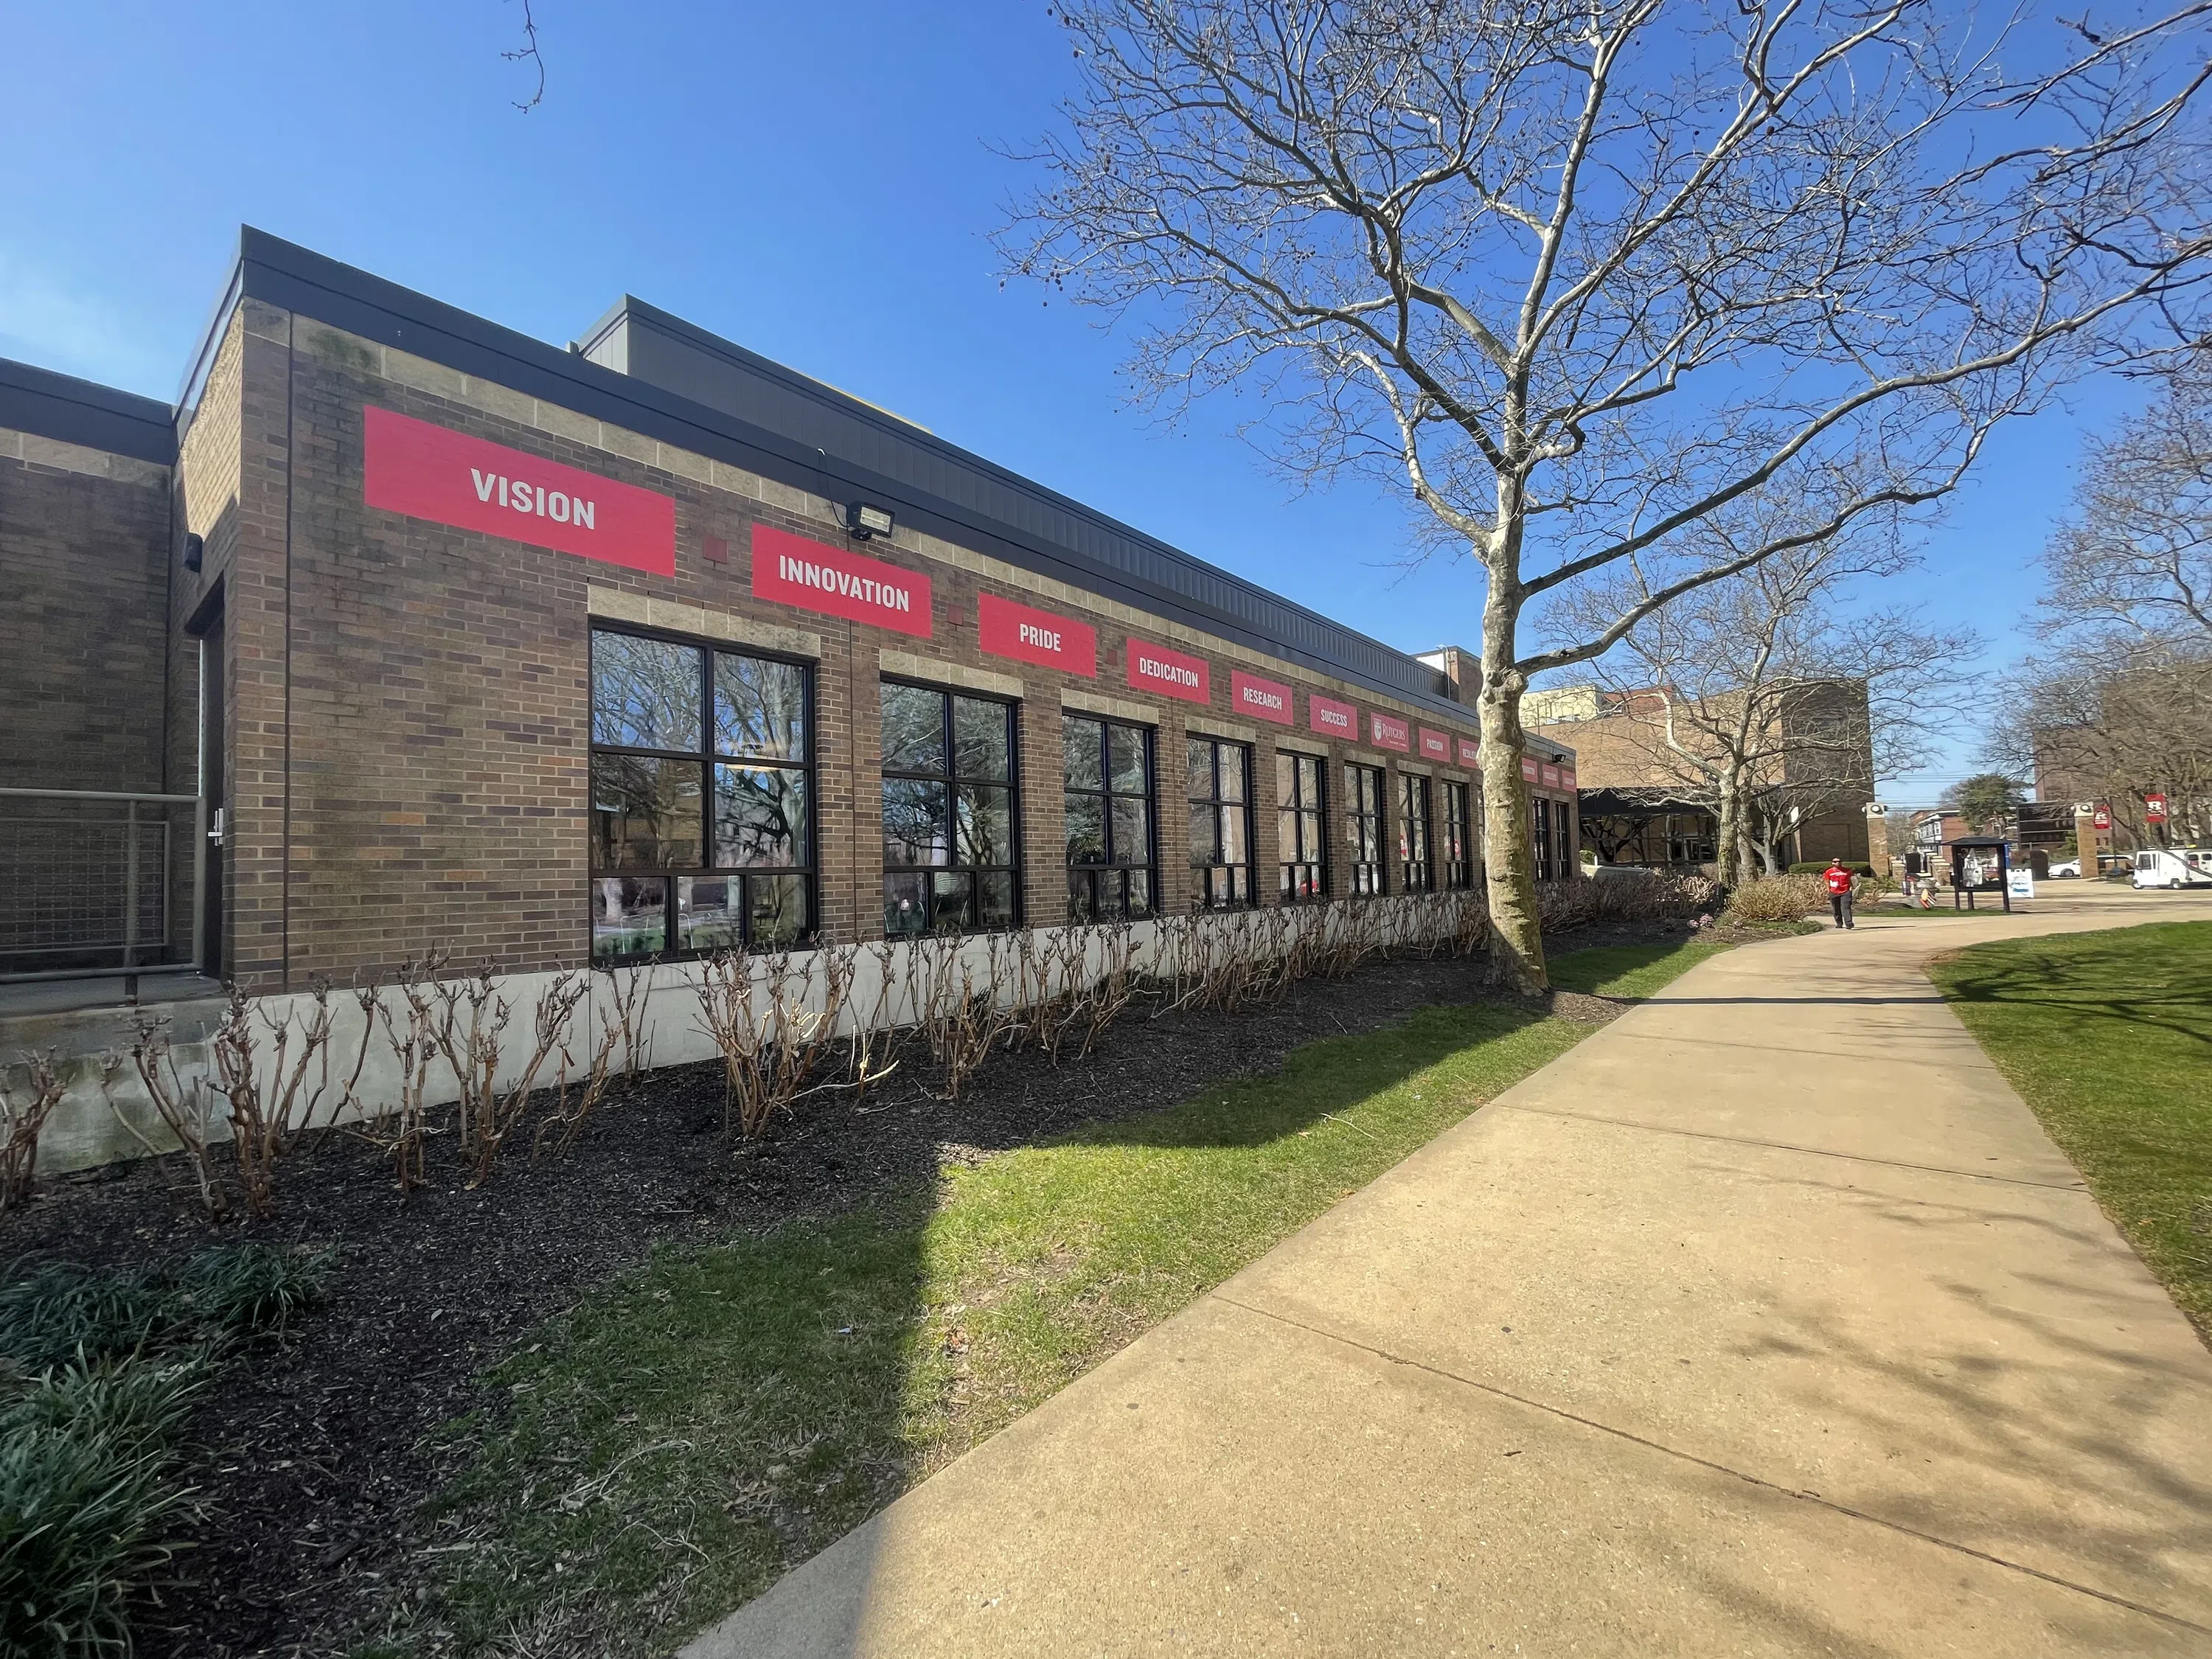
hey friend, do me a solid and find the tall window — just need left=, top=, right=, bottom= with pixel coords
left=881, top=680, right=1020, bottom=936
left=1346, top=762, right=1386, bottom=894
left=1187, top=737, right=1254, bottom=908
left=1397, top=773, right=1433, bottom=892
left=1277, top=750, right=1326, bottom=901
left=1065, top=714, right=1155, bottom=919
left=1557, top=800, right=1576, bottom=878
left=1441, top=781, right=1475, bottom=889
left=590, top=627, right=812, bottom=960
left=1533, top=796, right=1554, bottom=881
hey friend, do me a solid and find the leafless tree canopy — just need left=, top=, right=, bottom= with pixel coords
left=1548, top=508, right=1980, bottom=879
left=1001, top=0, right=2209, bottom=985
left=1997, top=369, right=2212, bottom=841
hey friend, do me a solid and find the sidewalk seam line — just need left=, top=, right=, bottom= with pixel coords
left=1207, top=1291, right=2208, bottom=1638
left=1489, top=1104, right=2090, bottom=1192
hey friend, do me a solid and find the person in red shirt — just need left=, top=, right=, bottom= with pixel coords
left=1824, top=857, right=1856, bottom=929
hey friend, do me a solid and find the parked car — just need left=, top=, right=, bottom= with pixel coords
left=2131, top=847, right=2212, bottom=889
left=2047, top=858, right=2081, bottom=878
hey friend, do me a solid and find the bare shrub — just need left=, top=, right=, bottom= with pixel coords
left=102, top=1018, right=226, bottom=1220
left=903, top=934, right=1021, bottom=1099
left=692, top=945, right=865, bottom=1138
left=0, top=1049, right=66, bottom=1214
left=1722, top=874, right=1827, bottom=925
left=463, top=973, right=587, bottom=1186
left=367, top=956, right=448, bottom=1194
left=428, top=965, right=511, bottom=1167
left=597, top=959, right=658, bottom=1081
left=532, top=1012, right=622, bottom=1163
left=209, top=985, right=342, bottom=1218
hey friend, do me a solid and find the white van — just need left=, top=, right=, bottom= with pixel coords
left=2132, top=846, right=2212, bottom=889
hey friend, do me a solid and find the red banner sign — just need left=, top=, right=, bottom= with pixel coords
left=1560, top=767, right=1576, bottom=791
left=1416, top=727, right=1450, bottom=762
left=1230, top=669, right=1295, bottom=726
left=751, top=524, right=931, bottom=637
left=1520, top=754, right=1541, bottom=784
left=1309, top=694, right=1356, bottom=740
left=1541, top=762, right=1561, bottom=790
left=2146, top=793, right=2168, bottom=822
left=978, top=593, right=1095, bottom=677
left=1457, top=737, right=1481, bottom=769
left=1124, top=638, right=1211, bottom=705
left=2093, top=804, right=2112, bottom=830
left=361, top=404, right=676, bottom=576
left=1368, top=712, right=1411, bottom=753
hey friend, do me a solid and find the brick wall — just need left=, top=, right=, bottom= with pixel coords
left=0, top=429, right=178, bottom=967
left=0, top=437, right=171, bottom=790
left=197, top=310, right=1558, bottom=991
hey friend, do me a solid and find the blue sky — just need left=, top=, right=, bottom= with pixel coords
left=0, top=1, right=2140, bottom=806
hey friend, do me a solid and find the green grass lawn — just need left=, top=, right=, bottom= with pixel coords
left=372, top=939, right=1725, bottom=1658
left=1931, top=922, right=2212, bottom=1338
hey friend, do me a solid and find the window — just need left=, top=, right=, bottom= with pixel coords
left=1065, top=714, right=1155, bottom=919
left=1557, top=801, right=1576, bottom=877
left=1441, top=781, right=1475, bottom=889
left=881, top=680, right=1020, bottom=936
left=1187, top=737, right=1255, bottom=908
left=1346, top=762, right=1386, bottom=894
left=1276, top=750, right=1326, bottom=901
left=590, top=627, right=812, bottom=960
left=1397, top=772, right=1433, bottom=892
left=1533, top=796, right=1554, bottom=882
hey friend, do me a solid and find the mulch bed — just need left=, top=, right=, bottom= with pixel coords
left=1, top=919, right=1691, bottom=1658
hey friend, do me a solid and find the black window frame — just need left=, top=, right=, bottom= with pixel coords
left=1397, top=771, right=1435, bottom=893
left=880, top=677, right=1024, bottom=938
left=1557, top=798, right=1576, bottom=878
left=1346, top=762, right=1387, bottom=896
left=588, top=622, right=817, bottom=962
left=1064, top=713, right=1158, bottom=921
left=1441, top=779, right=1475, bottom=890
left=1276, top=748, right=1328, bottom=902
left=1187, top=735, right=1257, bottom=910
left=1533, top=795, right=1554, bottom=882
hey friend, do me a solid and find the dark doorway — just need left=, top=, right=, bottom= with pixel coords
left=197, top=607, right=225, bottom=980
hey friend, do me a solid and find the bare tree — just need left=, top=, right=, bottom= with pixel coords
left=1548, top=512, right=1979, bottom=882
left=1994, top=363, right=2212, bottom=840
left=1000, top=1, right=2211, bottom=988
left=2039, top=370, right=2212, bottom=650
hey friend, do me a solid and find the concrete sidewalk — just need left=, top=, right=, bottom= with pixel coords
left=690, top=890, right=2212, bottom=1658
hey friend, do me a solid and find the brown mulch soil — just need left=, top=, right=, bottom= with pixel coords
left=1, top=919, right=1698, bottom=1658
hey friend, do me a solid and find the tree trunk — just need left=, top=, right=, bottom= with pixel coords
left=1715, top=763, right=1742, bottom=887
left=1477, top=671, right=1546, bottom=995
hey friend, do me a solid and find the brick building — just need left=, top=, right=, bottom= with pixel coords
left=0, top=229, right=1576, bottom=998
left=1526, top=681, right=1872, bottom=874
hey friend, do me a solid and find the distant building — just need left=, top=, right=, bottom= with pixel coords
left=1528, top=682, right=1874, bottom=874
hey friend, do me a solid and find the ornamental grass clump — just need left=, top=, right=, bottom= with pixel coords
left=0, top=1243, right=332, bottom=1657
left=1721, top=873, right=1828, bottom=925
left=0, top=1356, right=206, bottom=1659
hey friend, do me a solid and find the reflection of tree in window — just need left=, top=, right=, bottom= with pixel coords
left=1440, top=780, right=1475, bottom=888
left=1188, top=737, right=1254, bottom=908
left=588, top=627, right=813, bottom=960
left=1345, top=762, right=1385, bottom=894
left=1397, top=771, right=1433, bottom=892
left=1277, top=750, right=1326, bottom=900
left=1065, top=714, right=1154, bottom=919
left=881, top=681, right=1020, bottom=936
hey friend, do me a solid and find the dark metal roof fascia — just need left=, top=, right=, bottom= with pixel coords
left=229, top=228, right=1475, bottom=723
left=0, top=357, right=176, bottom=465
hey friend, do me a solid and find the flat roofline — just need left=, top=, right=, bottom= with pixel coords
left=0, top=357, right=175, bottom=465
left=198, top=227, right=1491, bottom=725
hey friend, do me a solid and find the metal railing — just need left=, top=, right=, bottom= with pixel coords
left=0, top=787, right=204, bottom=983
